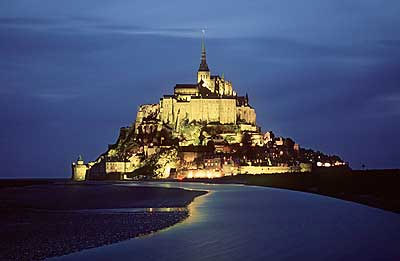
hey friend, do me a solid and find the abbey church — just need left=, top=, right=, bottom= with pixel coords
left=159, top=39, right=256, bottom=126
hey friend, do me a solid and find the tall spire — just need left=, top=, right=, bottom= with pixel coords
left=199, top=29, right=209, bottom=72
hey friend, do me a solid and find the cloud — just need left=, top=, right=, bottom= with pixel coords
left=0, top=17, right=57, bottom=25
left=0, top=16, right=203, bottom=38
left=378, top=40, right=400, bottom=48
left=93, top=24, right=202, bottom=37
left=34, top=93, right=80, bottom=102
left=372, top=93, right=400, bottom=117
left=379, top=94, right=400, bottom=103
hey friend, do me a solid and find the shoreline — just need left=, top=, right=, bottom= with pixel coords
left=2, top=171, right=399, bottom=259
left=0, top=182, right=207, bottom=261
left=169, top=170, right=400, bottom=214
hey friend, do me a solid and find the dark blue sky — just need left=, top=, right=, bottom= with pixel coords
left=1, top=1, right=399, bottom=178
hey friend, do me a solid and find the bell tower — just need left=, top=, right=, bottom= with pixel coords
left=197, top=30, right=211, bottom=89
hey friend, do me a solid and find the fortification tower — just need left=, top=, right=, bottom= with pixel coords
left=197, top=31, right=211, bottom=90
left=71, top=155, right=88, bottom=181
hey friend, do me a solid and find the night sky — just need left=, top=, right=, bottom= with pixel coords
left=1, top=1, right=399, bottom=178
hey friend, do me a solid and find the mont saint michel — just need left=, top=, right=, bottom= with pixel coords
left=3, top=2, right=400, bottom=260
left=72, top=38, right=345, bottom=181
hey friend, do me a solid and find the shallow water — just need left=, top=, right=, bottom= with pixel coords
left=52, top=182, right=400, bottom=260
left=64, top=207, right=186, bottom=214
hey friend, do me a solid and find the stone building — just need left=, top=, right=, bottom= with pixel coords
left=157, top=37, right=256, bottom=128
left=71, top=155, right=88, bottom=181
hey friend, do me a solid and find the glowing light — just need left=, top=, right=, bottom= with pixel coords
left=184, top=169, right=225, bottom=179
left=335, top=161, right=345, bottom=166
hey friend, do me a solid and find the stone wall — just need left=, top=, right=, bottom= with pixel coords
left=71, top=162, right=87, bottom=181
left=206, top=75, right=233, bottom=96
left=177, top=163, right=312, bottom=179
left=239, top=124, right=258, bottom=132
left=160, top=97, right=238, bottom=125
left=215, top=79, right=233, bottom=96
left=237, top=164, right=312, bottom=175
left=174, top=87, right=199, bottom=96
left=135, top=104, right=160, bottom=129
left=86, top=160, right=136, bottom=180
left=237, top=106, right=256, bottom=125
left=189, top=98, right=236, bottom=124
left=159, top=97, right=174, bottom=124
left=105, top=162, right=134, bottom=173
left=197, top=71, right=211, bottom=90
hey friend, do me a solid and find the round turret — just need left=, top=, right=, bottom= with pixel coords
left=72, top=155, right=87, bottom=181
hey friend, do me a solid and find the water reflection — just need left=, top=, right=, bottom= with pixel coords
left=52, top=182, right=400, bottom=261
left=72, top=207, right=188, bottom=214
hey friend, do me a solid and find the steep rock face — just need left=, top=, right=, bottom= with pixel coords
left=134, top=104, right=160, bottom=129
left=79, top=103, right=346, bottom=181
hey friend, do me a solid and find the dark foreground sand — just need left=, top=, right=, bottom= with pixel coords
left=0, top=182, right=207, bottom=261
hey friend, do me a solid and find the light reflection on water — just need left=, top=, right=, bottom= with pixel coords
left=70, top=207, right=187, bottom=214
left=52, top=182, right=400, bottom=261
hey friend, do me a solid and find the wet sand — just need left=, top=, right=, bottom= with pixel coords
left=178, top=170, right=400, bottom=214
left=0, top=182, right=206, bottom=260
